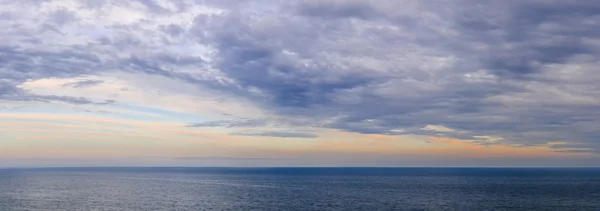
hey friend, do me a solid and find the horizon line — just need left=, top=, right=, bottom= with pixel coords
left=2, top=166, right=600, bottom=169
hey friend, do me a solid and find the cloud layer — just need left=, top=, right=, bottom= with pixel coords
left=1, top=0, right=600, bottom=158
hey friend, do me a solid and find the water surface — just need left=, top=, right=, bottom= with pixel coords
left=1, top=167, right=599, bottom=211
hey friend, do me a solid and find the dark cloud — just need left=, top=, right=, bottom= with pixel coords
left=0, top=80, right=22, bottom=96
left=189, top=0, right=600, bottom=152
left=458, top=1, right=600, bottom=79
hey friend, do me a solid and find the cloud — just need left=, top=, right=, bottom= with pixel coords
left=1, top=0, right=600, bottom=157
left=231, top=131, right=318, bottom=139
left=187, top=119, right=268, bottom=128
left=32, top=95, right=115, bottom=105
left=62, top=80, right=104, bottom=88
left=1, top=79, right=114, bottom=105
left=172, top=156, right=277, bottom=161
left=554, top=149, right=599, bottom=154
left=422, top=125, right=455, bottom=133
left=2, top=112, right=598, bottom=167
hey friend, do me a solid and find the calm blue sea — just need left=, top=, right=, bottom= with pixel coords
left=0, top=167, right=599, bottom=211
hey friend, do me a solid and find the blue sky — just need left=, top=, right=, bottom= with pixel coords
left=1, top=0, right=600, bottom=167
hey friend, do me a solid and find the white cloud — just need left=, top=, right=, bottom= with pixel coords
left=422, top=125, right=455, bottom=133
left=17, top=73, right=267, bottom=120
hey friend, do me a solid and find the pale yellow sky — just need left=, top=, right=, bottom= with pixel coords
left=2, top=111, right=597, bottom=167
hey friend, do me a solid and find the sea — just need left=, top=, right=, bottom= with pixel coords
left=0, top=167, right=599, bottom=211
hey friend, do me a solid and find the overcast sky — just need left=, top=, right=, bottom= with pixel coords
left=1, top=0, right=600, bottom=167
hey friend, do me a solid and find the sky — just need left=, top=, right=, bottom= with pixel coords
left=1, top=0, right=600, bottom=167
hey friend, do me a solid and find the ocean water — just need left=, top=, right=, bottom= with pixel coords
left=0, top=168, right=599, bottom=211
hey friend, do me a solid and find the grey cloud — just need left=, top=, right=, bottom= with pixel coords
left=204, top=17, right=381, bottom=108
left=188, top=0, right=600, bottom=152
left=231, top=131, right=318, bottom=139
left=0, top=80, right=22, bottom=96
left=24, top=94, right=115, bottom=105
left=84, top=109, right=112, bottom=114
left=187, top=119, right=268, bottom=128
left=295, top=0, right=379, bottom=20
left=554, top=149, right=600, bottom=154
left=549, top=143, right=600, bottom=151
left=31, top=95, right=95, bottom=104
left=49, top=7, right=78, bottom=25
left=172, top=156, right=276, bottom=161
left=459, top=1, right=600, bottom=79
left=187, top=117, right=325, bottom=129
left=1, top=79, right=114, bottom=105
left=0, top=46, right=102, bottom=82
left=161, top=24, right=186, bottom=36
left=62, top=80, right=104, bottom=88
